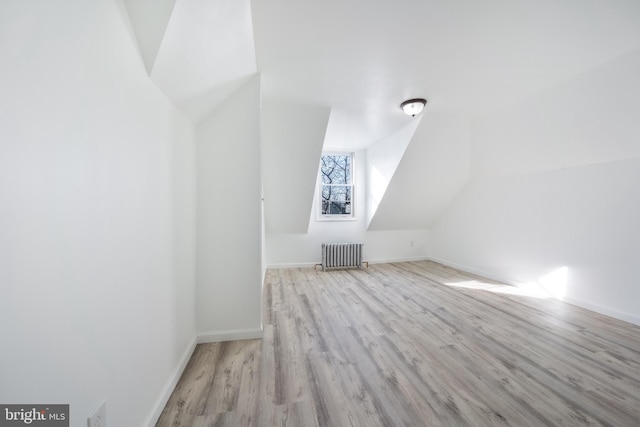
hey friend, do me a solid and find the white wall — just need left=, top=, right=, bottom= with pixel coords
left=431, top=48, right=640, bottom=325
left=265, top=112, right=469, bottom=266
left=266, top=148, right=431, bottom=266
left=365, top=120, right=419, bottom=227
left=0, top=1, right=197, bottom=426
left=267, top=229, right=430, bottom=267
left=261, top=99, right=330, bottom=233
left=368, top=113, right=471, bottom=230
left=196, top=75, right=263, bottom=341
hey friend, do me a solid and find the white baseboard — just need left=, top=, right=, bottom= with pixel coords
left=266, top=262, right=318, bottom=269
left=197, top=327, right=263, bottom=343
left=428, top=256, right=640, bottom=327
left=366, top=256, right=429, bottom=265
left=144, top=335, right=197, bottom=427
left=266, top=256, right=429, bottom=270
left=427, top=256, right=525, bottom=287
left=563, top=296, right=640, bottom=327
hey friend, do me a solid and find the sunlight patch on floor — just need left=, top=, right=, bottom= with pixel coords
left=444, top=266, right=568, bottom=300
left=445, top=280, right=551, bottom=299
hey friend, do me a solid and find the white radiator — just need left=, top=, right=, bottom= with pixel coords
left=321, top=243, right=364, bottom=271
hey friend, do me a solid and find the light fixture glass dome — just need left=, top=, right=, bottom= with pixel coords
left=401, top=98, right=427, bottom=117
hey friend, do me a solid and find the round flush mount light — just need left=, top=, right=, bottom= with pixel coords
left=401, top=98, right=427, bottom=117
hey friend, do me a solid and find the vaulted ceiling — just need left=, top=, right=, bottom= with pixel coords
left=123, top=0, right=640, bottom=231
left=253, top=0, right=640, bottom=148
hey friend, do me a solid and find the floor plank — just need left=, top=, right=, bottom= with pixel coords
left=157, top=261, right=640, bottom=426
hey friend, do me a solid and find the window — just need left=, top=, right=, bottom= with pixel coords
left=319, top=153, right=354, bottom=218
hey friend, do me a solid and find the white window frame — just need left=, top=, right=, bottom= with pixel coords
left=317, top=151, right=356, bottom=221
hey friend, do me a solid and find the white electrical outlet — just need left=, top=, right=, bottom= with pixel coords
left=88, top=400, right=106, bottom=427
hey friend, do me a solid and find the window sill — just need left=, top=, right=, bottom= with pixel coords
left=316, top=216, right=357, bottom=222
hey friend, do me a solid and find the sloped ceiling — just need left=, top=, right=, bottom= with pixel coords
left=261, top=100, right=330, bottom=233
left=123, top=0, right=177, bottom=73
left=365, top=120, right=422, bottom=227
left=253, top=0, right=640, bottom=232
left=126, top=0, right=257, bottom=123
left=252, top=0, right=640, bottom=147
left=123, top=0, right=640, bottom=233
left=368, top=114, right=471, bottom=230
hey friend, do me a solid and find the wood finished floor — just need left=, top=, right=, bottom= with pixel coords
left=157, top=261, right=640, bottom=426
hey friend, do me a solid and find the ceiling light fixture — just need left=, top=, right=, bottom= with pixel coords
left=401, top=98, right=427, bottom=117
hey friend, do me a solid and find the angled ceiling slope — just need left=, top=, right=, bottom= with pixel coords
left=368, top=114, right=471, bottom=231
left=252, top=0, right=640, bottom=149
left=365, top=119, right=422, bottom=228
left=125, top=0, right=257, bottom=123
left=123, top=0, right=176, bottom=74
left=261, top=100, right=330, bottom=234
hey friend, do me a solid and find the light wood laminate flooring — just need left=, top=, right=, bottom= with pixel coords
left=157, top=261, right=640, bottom=426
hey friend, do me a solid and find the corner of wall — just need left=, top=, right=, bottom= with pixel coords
left=143, top=335, right=198, bottom=427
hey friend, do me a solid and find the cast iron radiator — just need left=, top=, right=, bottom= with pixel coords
left=321, top=243, right=364, bottom=271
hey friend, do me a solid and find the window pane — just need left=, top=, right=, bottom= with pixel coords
left=320, top=155, right=351, bottom=185
left=321, top=185, right=352, bottom=215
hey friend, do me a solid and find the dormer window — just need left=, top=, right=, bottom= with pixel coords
left=319, top=152, right=354, bottom=219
